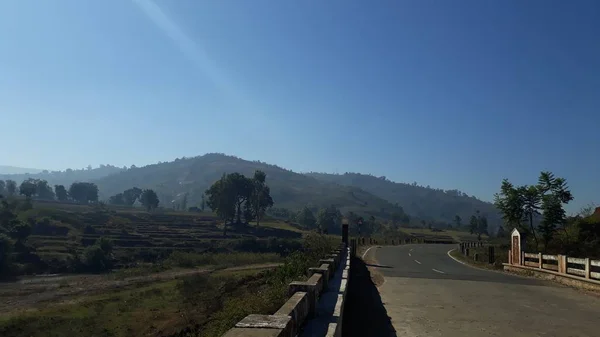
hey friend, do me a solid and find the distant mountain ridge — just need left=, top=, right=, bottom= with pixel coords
left=1, top=154, right=500, bottom=230
left=306, top=172, right=501, bottom=230
left=0, top=165, right=44, bottom=175
left=0, top=165, right=125, bottom=187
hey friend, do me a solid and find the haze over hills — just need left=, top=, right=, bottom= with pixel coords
left=0, top=165, right=44, bottom=175
left=306, top=172, right=501, bottom=229
left=0, top=165, right=125, bottom=187
left=1, top=153, right=499, bottom=231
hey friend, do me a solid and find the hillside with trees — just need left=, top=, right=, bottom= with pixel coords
left=1, top=154, right=502, bottom=232
left=87, top=154, right=410, bottom=222
left=306, top=172, right=501, bottom=231
left=0, top=165, right=125, bottom=188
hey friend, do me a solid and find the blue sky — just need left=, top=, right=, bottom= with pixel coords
left=1, top=0, right=598, bottom=212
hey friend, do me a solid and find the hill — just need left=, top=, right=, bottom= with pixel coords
left=0, top=165, right=125, bottom=187
left=90, top=154, right=408, bottom=220
left=0, top=165, right=44, bottom=175
left=306, top=172, right=501, bottom=231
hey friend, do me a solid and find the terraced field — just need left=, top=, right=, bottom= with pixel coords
left=24, top=202, right=305, bottom=269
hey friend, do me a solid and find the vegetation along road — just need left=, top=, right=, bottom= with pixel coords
left=366, top=244, right=600, bottom=337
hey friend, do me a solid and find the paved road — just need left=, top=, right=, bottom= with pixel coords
left=368, top=244, right=600, bottom=337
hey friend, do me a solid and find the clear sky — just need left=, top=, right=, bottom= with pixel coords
left=1, top=0, right=598, bottom=213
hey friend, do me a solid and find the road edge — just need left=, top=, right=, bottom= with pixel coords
left=446, top=248, right=544, bottom=280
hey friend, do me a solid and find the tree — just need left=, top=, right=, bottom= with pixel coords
left=123, top=187, right=142, bottom=206
left=249, top=170, right=273, bottom=226
left=139, top=189, right=159, bottom=211
left=69, top=182, right=99, bottom=204
left=477, top=214, right=489, bottom=239
left=316, top=205, right=342, bottom=234
left=109, top=193, right=125, bottom=205
left=521, top=185, right=541, bottom=249
left=201, top=194, right=206, bottom=212
left=227, top=173, right=253, bottom=224
left=83, top=237, right=114, bottom=272
left=0, top=233, right=13, bottom=277
left=206, top=174, right=236, bottom=236
left=469, top=215, right=478, bottom=234
left=0, top=181, right=5, bottom=196
left=5, top=180, right=17, bottom=196
left=54, top=185, right=69, bottom=201
left=296, top=206, right=317, bottom=229
left=36, top=180, right=55, bottom=200
left=537, top=172, right=573, bottom=248
left=19, top=179, right=37, bottom=199
left=494, top=179, right=526, bottom=233
left=453, top=215, right=462, bottom=229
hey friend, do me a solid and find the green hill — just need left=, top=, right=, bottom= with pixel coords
left=91, top=154, right=407, bottom=219
left=306, top=172, right=501, bottom=230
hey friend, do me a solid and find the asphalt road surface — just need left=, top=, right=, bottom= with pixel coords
left=368, top=244, right=600, bottom=337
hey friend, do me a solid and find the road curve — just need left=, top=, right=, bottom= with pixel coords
left=369, top=244, right=600, bottom=337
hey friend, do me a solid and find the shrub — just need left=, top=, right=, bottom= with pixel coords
left=82, top=237, right=114, bottom=272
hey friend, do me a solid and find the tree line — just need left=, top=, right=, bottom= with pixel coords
left=205, top=170, right=274, bottom=235
left=0, top=178, right=99, bottom=204
left=107, top=187, right=159, bottom=211
left=0, top=179, right=161, bottom=212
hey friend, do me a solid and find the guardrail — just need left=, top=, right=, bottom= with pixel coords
left=511, top=251, right=600, bottom=281
left=222, top=241, right=351, bottom=337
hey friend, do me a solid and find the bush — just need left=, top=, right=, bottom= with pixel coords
left=82, top=237, right=114, bottom=273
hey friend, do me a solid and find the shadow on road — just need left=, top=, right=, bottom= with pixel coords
left=342, top=257, right=397, bottom=337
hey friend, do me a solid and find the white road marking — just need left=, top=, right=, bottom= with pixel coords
left=414, top=259, right=422, bottom=264
left=410, top=248, right=414, bottom=252
left=362, top=246, right=375, bottom=259
left=432, top=268, right=445, bottom=274
left=408, top=253, right=412, bottom=257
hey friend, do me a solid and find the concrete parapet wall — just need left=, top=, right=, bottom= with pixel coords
left=223, top=241, right=352, bottom=337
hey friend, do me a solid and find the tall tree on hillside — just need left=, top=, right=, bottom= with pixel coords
left=0, top=181, right=5, bottom=196
left=477, top=214, right=489, bottom=240
left=469, top=215, right=478, bottom=234
left=248, top=170, right=273, bottom=226
left=206, top=174, right=236, bottom=236
left=316, top=205, right=342, bottom=234
left=123, top=187, right=142, bottom=206
left=140, top=189, right=159, bottom=211
left=19, top=179, right=37, bottom=199
left=5, top=180, right=16, bottom=196
left=54, top=185, right=69, bottom=201
left=227, top=173, right=253, bottom=224
left=36, top=180, right=55, bottom=200
left=69, top=182, right=99, bottom=204
left=296, top=206, right=317, bottom=229
left=453, top=215, right=462, bottom=229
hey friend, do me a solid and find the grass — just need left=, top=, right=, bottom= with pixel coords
left=1, top=232, right=337, bottom=337
left=0, top=266, right=288, bottom=337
